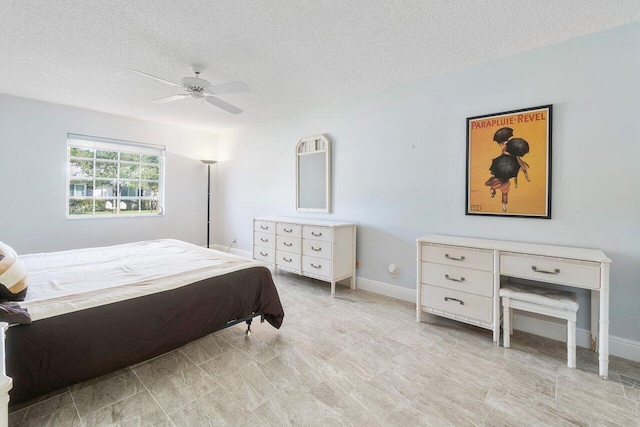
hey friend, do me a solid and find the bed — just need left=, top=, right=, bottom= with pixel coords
left=0, top=239, right=285, bottom=408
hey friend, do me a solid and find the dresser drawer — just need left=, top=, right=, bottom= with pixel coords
left=421, top=262, right=493, bottom=297
left=276, top=236, right=301, bottom=253
left=276, top=250, right=301, bottom=272
left=302, top=239, right=332, bottom=260
left=254, top=220, right=276, bottom=234
left=421, top=285, right=492, bottom=324
left=254, top=232, right=275, bottom=248
left=302, top=226, right=331, bottom=242
left=422, top=244, right=493, bottom=272
left=302, top=255, right=332, bottom=279
left=253, top=245, right=275, bottom=264
left=277, top=223, right=302, bottom=238
left=501, top=253, right=600, bottom=290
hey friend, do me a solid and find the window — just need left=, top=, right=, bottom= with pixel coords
left=67, top=134, right=165, bottom=218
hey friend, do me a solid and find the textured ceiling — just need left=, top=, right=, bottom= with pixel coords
left=1, top=1, right=639, bottom=132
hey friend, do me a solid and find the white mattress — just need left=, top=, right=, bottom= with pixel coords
left=19, top=239, right=264, bottom=322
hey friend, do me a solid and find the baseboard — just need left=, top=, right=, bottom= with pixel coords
left=355, top=278, right=640, bottom=362
left=210, top=244, right=252, bottom=259
left=356, top=277, right=415, bottom=303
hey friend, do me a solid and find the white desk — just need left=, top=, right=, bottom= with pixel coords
left=416, top=235, right=611, bottom=378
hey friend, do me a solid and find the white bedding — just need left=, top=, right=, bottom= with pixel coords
left=19, top=239, right=264, bottom=322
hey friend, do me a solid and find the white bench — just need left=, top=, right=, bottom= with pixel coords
left=500, top=284, right=579, bottom=368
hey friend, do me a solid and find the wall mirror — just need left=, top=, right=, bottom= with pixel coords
left=296, top=134, right=331, bottom=213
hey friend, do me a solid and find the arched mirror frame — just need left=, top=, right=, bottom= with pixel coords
left=296, top=134, right=332, bottom=213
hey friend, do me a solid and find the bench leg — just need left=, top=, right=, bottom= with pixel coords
left=567, top=319, right=576, bottom=368
left=503, top=299, right=511, bottom=348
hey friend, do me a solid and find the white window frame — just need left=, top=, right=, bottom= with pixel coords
left=66, top=134, right=166, bottom=219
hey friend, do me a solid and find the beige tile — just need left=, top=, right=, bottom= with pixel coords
left=250, top=388, right=343, bottom=426
left=70, top=368, right=143, bottom=416
left=169, top=388, right=249, bottom=426
left=216, top=360, right=276, bottom=411
left=80, top=390, right=166, bottom=426
left=132, top=350, right=193, bottom=385
left=556, top=369, right=638, bottom=423
left=309, top=379, right=379, bottom=425
left=145, top=365, right=219, bottom=413
left=332, top=371, right=412, bottom=416
left=199, top=347, right=254, bottom=379
left=179, top=332, right=234, bottom=365
left=260, top=346, right=339, bottom=392
left=621, top=375, right=640, bottom=401
left=9, top=392, right=81, bottom=427
left=496, top=359, right=558, bottom=398
left=487, top=375, right=636, bottom=426
left=8, top=387, right=69, bottom=414
left=13, top=272, right=640, bottom=426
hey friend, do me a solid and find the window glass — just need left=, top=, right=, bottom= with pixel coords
left=67, top=135, right=164, bottom=217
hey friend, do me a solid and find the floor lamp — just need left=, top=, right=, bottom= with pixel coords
left=201, top=160, right=217, bottom=248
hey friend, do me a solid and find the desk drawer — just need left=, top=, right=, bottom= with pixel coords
left=421, top=262, right=493, bottom=297
left=302, top=239, right=332, bottom=260
left=277, top=236, right=301, bottom=253
left=254, top=220, right=276, bottom=234
left=276, top=250, right=301, bottom=272
left=501, top=254, right=600, bottom=290
left=253, top=245, right=275, bottom=264
left=254, top=232, right=275, bottom=248
left=302, top=226, right=331, bottom=242
left=421, top=285, right=493, bottom=324
left=277, top=223, right=302, bottom=238
left=422, top=244, right=493, bottom=272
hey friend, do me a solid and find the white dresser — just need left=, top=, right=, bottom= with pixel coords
left=253, top=217, right=356, bottom=297
left=417, top=235, right=611, bottom=378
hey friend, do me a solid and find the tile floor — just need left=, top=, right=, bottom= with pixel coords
left=8, top=271, right=640, bottom=426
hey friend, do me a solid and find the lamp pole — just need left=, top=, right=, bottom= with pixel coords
left=200, top=160, right=217, bottom=248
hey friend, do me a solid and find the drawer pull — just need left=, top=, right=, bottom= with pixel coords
left=445, top=274, right=465, bottom=283
left=283, top=257, right=292, bottom=262
left=260, top=225, right=269, bottom=230
left=260, top=251, right=268, bottom=256
left=445, top=254, right=466, bottom=261
left=311, top=263, right=322, bottom=269
left=311, top=246, right=322, bottom=252
left=284, top=242, right=293, bottom=247
left=444, top=297, right=464, bottom=305
left=311, top=231, right=323, bottom=237
left=531, top=266, right=560, bottom=275
left=260, top=238, right=269, bottom=242
left=284, top=228, right=293, bottom=233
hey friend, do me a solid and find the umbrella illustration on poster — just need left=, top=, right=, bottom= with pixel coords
left=506, top=137, right=531, bottom=184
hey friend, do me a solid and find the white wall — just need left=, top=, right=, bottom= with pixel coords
left=0, top=94, right=218, bottom=253
left=215, top=22, right=640, bottom=342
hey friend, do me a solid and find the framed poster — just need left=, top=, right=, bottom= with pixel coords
left=466, top=105, right=552, bottom=218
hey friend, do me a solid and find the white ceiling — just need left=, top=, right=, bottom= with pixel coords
left=1, top=1, right=638, bottom=133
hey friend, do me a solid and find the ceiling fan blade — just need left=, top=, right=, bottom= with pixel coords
left=205, top=96, right=243, bottom=114
left=150, top=94, right=189, bottom=103
left=206, top=81, right=250, bottom=95
left=131, top=69, right=182, bottom=88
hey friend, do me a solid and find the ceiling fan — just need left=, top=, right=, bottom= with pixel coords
left=132, top=65, right=249, bottom=114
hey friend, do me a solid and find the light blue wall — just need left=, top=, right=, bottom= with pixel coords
left=0, top=94, right=218, bottom=253
left=215, top=22, right=640, bottom=341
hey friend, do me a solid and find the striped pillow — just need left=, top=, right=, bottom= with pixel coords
left=0, top=241, right=17, bottom=259
left=0, top=254, right=28, bottom=301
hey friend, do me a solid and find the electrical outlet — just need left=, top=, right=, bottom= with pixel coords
left=388, top=263, right=398, bottom=278
left=355, top=259, right=360, bottom=269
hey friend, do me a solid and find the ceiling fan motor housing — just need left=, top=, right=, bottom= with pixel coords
left=181, top=77, right=212, bottom=95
